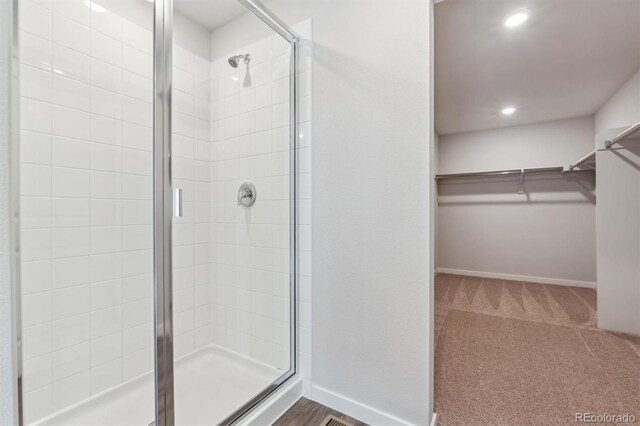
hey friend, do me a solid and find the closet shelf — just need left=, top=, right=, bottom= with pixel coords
left=605, top=121, right=640, bottom=148
left=435, top=166, right=592, bottom=194
left=435, top=122, right=640, bottom=180
left=564, top=120, right=640, bottom=172
left=434, top=166, right=564, bottom=181
left=565, top=150, right=596, bottom=172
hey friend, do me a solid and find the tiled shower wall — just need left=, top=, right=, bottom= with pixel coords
left=19, top=0, right=306, bottom=422
left=208, top=33, right=292, bottom=370
left=170, top=45, right=214, bottom=360
left=19, top=1, right=214, bottom=422
left=19, top=1, right=156, bottom=422
left=206, top=17, right=313, bottom=386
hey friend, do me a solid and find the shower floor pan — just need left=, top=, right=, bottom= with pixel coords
left=33, top=345, right=283, bottom=426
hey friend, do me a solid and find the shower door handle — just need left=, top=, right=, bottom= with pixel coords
left=173, top=188, right=183, bottom=217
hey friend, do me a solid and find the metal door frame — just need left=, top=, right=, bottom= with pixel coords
left=154, top=0, right=175, bottom=424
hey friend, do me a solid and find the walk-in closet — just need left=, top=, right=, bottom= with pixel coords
left=433, top=0, right=640, bottom=424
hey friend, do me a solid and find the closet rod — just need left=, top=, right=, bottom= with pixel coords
left=565, top=150, right=596, bottom=172
left=605, top=121, right=640, bottom=148
left=435, top=166, right=564, bottom=180
left=565, top=120, right=640, bottom=170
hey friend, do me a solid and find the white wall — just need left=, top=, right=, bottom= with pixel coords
left=437, top=116, right=597, bottom=286
left=596, top=143, right=640, bottom=335
left=1, top=0, right=18, bottom=423
left=595, top=68, right=640, bottom=136
left=594, top=67, right=640, bottom=335
left=438, top=116, right=596, bottom=173
left=264, top=1, right=433, bottom=425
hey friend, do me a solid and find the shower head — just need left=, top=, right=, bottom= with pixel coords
left=228, top=54, right=251, bottom=68
left=228, top=56, right=239, bottom=68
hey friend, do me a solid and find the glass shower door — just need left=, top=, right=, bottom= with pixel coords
left=169, top=0, right=296, bottom=423
left=16, top=0, right=295, bottom=424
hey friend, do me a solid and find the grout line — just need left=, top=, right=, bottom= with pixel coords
left=48, top=0, right=54, bottom=412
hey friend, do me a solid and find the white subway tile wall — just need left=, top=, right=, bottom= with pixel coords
left=208, top=33, right=293, bottom=371
left=19, top=1, right=156, bottom=422
left=19, top=1, right=307, bottom=422
left=170, top=43, right=215, bottom=360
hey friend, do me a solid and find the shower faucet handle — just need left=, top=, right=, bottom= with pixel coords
left=238, top=182, right=256, bottom=207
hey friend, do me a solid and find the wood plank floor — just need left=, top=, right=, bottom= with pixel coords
left=273, top=397, right=368, bottom=426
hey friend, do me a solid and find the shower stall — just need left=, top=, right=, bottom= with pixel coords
left=13, top=0, right=297, bottom=424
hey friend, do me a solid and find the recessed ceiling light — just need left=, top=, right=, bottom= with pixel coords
left=504, top=12, right=528, bottom=28
left=502, top=106, right=516, bottom=115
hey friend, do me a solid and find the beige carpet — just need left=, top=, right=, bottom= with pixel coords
left=435, top=274, right=640, bottom=426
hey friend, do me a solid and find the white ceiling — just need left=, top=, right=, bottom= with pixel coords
left=174, top=0, right=247, bottom=31
left=435, top=0, right=640, bottom=136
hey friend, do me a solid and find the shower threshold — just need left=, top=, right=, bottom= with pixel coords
left=30, top=345, right=283, bottom=426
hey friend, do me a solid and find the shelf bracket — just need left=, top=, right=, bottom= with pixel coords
left=517, top=169, right=525, bottom=194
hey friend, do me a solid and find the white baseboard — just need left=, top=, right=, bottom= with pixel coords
left=430, top=413, right=438, bottom=426
left=435, top=267, right=596, bottom=289
left=239, top=377, right=302, bottom=426
left=311, top=385, right=418, bottom=426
